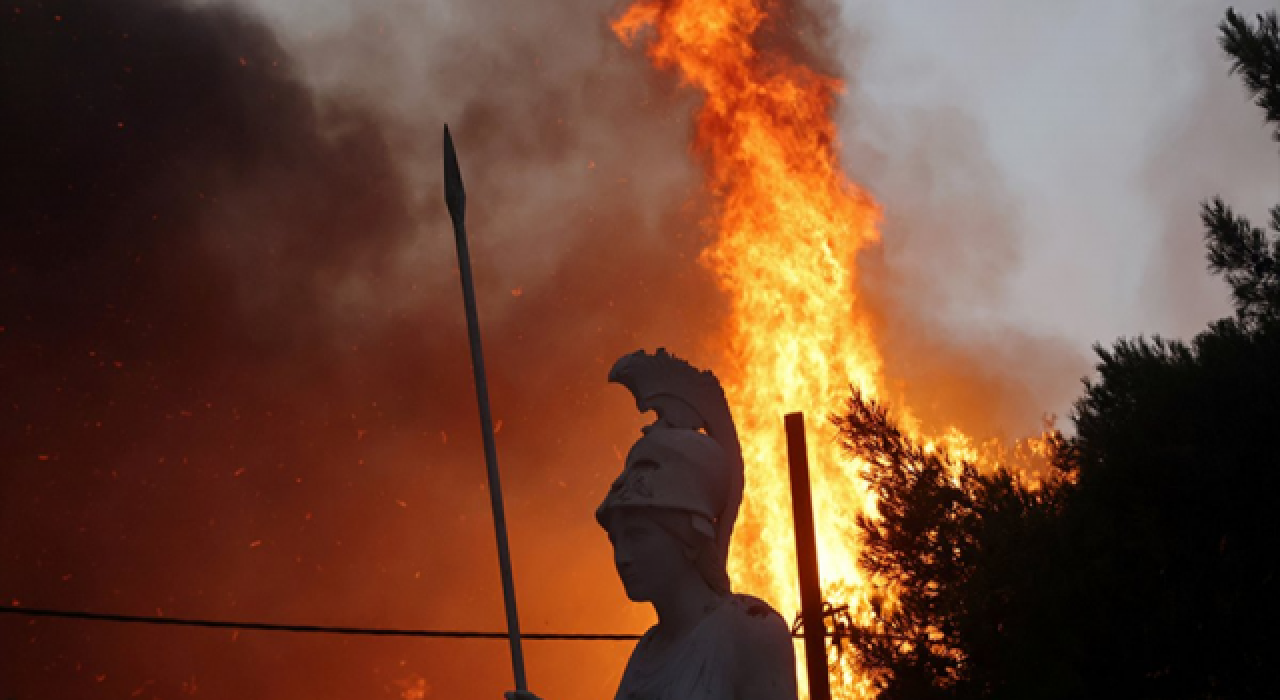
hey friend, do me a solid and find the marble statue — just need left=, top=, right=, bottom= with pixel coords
left=509, top=349, right=798, bottom=700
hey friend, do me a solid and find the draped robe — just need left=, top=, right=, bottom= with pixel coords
left=613, top=594, right=797, bottom=700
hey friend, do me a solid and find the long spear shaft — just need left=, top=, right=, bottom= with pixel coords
left=443, top=124, right=528, bottom=693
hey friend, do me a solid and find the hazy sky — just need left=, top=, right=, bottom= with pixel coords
left=836, top=0, right=1279, bottom=347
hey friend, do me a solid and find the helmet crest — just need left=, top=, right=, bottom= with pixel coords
left=598, top=349, right=746, bottom=589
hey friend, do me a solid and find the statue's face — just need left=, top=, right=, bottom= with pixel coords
left=605, top=509, right=693, bottom=603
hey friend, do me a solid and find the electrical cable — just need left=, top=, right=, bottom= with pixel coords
left=0, top=604, right=909, bottom=642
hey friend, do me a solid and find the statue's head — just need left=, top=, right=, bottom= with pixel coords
left=597, top=428, right=730, bottom=595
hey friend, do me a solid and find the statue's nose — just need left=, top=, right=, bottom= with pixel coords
left=615, top=549, right=634, bottom=571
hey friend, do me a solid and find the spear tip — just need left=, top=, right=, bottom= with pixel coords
left=443, top=124, right=466, bottom=222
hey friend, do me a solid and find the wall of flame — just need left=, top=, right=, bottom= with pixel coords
left=614, top=1, right=886, bottom=696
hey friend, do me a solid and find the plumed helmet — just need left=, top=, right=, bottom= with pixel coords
left=597, top=348, right=746, bottom=592
left=595, top=428, right=729, bottom=532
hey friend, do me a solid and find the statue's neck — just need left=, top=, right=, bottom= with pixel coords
left=651, top=578, right=725, bottom=642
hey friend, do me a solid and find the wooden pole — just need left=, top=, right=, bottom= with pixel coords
left=443, top=124, right=528, bottom=692
left=785, top=412, right=832, bottom=700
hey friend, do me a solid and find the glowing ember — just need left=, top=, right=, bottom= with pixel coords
left=614, top=0, right=891, bottom=696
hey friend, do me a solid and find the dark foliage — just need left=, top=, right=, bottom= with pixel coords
left=1201, top=198, right=1280, bottom=325
left=1060, top=322, right=1280, bottom=698
left=834, top=389, right=973, bottom=697
left=1204, top=11, right=1280, bottom=326
left=1220, top=9, right=1280, bottom=142
left=835, top=390, right=1076, bottom=700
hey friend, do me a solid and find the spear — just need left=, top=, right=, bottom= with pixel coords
left=443, top=124, right=528, bottom=693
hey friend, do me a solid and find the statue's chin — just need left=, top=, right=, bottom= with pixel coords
left=621, top=582, right=651, bottom=603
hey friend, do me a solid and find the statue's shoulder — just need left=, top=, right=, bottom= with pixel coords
left=721, top=593, right=792, bottom=640
left=725, top=593, right=786, bottom=620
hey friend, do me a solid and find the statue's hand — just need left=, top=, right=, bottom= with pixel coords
left=504, top=691, right=543, bottom=700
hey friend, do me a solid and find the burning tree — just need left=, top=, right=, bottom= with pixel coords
left=839, top=9, right=1280, bottom=700
left=834, top=390, right=1074, bottom=700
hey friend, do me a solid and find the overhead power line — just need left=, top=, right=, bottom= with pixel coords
left=0, top=604, right=913, bottom=643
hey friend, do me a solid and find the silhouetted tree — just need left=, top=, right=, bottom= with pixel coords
left=839, top=9, right=1280, bottom=700
left=1220, top=9, right=1280, bottom=142
left=1057, top=15, right=1280, bottom=695
left=835, top=389, right=1077, bottom=700
left=833, top=389, right=973, bottom=699
left=1203, top=10, right=1280, bottom=326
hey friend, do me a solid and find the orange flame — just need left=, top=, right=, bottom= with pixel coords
left=614, top=0, right=886, bottom=696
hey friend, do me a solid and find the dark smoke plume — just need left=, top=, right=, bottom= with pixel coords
left=1, top=1, right=717, bottom=698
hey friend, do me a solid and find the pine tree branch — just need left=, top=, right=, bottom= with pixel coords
left=1221, top=9, right=1280, bottom=142
left=1201, top=197, right=1280, bottom=325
